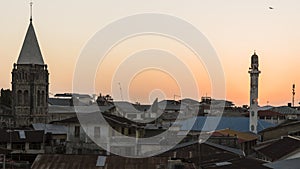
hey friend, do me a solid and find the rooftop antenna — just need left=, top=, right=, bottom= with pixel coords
left=30, top=1, right=33, bottom=22
left=292, top=84, right=296, bottom=107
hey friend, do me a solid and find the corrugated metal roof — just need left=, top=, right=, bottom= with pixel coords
left=263, top=157, right=300, bottom=169
left=32, top=123, right=67, bottom=134
left=48, top=98, right=72, bottom=106
left=256, top=136, right=300, bottom=161
left=212, top=128, right=258, bottom=143
left=259, top=120, right=300, bottom=133
left=178, top=117, right=276, bottom=132
left=31, top=154, right=196, bottom=169
left=271, top=106, right=300, bottom=115
left=31, top=154, right=102, bottom=169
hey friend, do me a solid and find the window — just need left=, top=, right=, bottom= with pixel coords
left=78, top=148, right=82, bottom=154
left=0, top=143, right=6, bottom=148
left=17, top=90, right=22, bottom=105
left=94, top=127, right=101, bottom=139
left=60, top=139, right=66, bottom=144
left=74, top=126, right=80, bottom=138
left=12, top=143, right=25, bottom=150
left=29, top=143, right=41, bottom=150
left=41, top=91, right=45, bottom=106
left=24, top=90, right=29, bottom=105
left=37, top=90, right=41, bottom=106
left=127, top=114, right=137, bottom=119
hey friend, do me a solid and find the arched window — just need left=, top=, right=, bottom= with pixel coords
left=37, top=90, right=41, bottom=106
left=41, top=91, right=45, bottom=106
left=24, top=90, right=29, bottom=105
left=17, top=90, right=22, bottom=106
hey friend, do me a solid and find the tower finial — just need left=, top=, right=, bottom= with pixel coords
left=30, top=1, right=33, bottom=22
left=254, top=50, right=256, bottom=55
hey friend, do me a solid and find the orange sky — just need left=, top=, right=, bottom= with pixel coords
left=0, top=1, right=300, bottom=106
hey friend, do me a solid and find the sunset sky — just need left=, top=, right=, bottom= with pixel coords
left=0, top=0, right=300, bottom=106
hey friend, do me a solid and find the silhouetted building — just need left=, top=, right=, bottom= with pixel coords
left=11, top=17, right=49, bottom=126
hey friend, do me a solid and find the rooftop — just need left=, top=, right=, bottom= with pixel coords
left=0, top=129, right=44, bottom=143
left=178, top=116, right=276, bottom=132
left=255, top=136, right=300, bottom=161
left=211, top=128, right=258, bottom=143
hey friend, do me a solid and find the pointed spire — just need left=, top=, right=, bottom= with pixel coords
left=17, top=2, right=44, bottom=65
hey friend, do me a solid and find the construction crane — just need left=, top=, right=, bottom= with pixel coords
left=118, top=82, right=124, bottom=101
left=292, top=84, right=296, bottom=107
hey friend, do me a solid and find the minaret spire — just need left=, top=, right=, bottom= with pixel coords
left=30, top=1, right=33, bottom=22
left=248, top=52, right=261, bottom=134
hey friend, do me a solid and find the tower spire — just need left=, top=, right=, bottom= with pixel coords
left=30, top=1, right=33, bottom=22
left=248, top=52, right=261, bottom=134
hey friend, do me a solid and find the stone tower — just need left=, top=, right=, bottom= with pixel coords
left=11, top=15, right=49, bottom=126
left=248, top=52, right=261, bottom=133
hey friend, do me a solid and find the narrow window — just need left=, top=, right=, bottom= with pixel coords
left=41, top=91, right=45, bottom=106
left=17, top=90, right=22, bottom=105
left=24, top=90, right=29, bottom=105
left=37, top=90, right=41, bottom=106
left=94, top=127, right=101, bottom=139
left=75, top=126, right=80, bottom=138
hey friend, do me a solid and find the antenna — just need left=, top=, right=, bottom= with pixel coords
left=30, top=1, right=33, bottom=22
left=292, top=84, right=296, bottom=107
left=118, top=82, right=124, bottom=101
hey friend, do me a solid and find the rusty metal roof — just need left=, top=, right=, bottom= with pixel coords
left=31, top=154, right=196, bottom=169
left=255, top=136, right=300, bottom=161
left=31, top=154, right=102, bottom=169
left=211, top=129, right=258, bottom=143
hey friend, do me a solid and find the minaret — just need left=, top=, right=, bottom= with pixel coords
left=11, top=2, right=49, bottom=126
left=248, top=52, right=261, bottom=133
